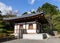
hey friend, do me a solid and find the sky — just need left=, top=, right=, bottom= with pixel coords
left=0, top=0, right=60, bottom=16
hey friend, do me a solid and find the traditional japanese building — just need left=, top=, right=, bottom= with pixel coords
left=3, top=12, right=49, bottom=39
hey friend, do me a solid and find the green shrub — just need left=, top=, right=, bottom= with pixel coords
left=0, top=29, right=7, bottom=33
left=0, top=33, right=7, bottom=38
left=7, top=31, right=13, bottom=34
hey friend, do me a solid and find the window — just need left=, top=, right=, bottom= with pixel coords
left=28, top=24, right=33, bottom=29
left=20, top=24, right=23, bottom=29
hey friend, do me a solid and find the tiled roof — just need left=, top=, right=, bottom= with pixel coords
left=3, top=12, right=43, bottom=20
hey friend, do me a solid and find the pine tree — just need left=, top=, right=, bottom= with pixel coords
left=0, top=11, right=6, bottom=33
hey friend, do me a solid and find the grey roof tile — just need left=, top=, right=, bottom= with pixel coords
left=3, top=12, right=43, bottom=20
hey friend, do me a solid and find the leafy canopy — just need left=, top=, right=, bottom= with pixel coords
left=42, top=2, right=58, bottom=16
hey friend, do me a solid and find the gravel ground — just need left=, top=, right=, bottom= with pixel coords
left=1, top=37, right=60, bottom=43
left=1, top=39, right=45, bottom=43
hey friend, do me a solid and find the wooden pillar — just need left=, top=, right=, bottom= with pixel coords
left=35, top=19, right=39, bottom=33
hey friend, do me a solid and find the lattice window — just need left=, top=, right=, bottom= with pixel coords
left=20, top=24, right=23, bottom=29
left=28, top=24, right=33, bottom=29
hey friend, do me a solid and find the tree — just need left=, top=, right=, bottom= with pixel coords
left=52, top=12, right=60, bottom=32
left=31, top=11, right=36, bottom=14
left=3, top=13, right=17, bottom=18
left=42, top=3, right=58, bottom=15
left=0, top=12, right=7, bottom=33
left=41, top=2, right=58, bottom=35
left=41, top=3, right=58, bottom=26
left=22, top=12, right=28, bottom=15
left=36, top=7, right=42, bottom=12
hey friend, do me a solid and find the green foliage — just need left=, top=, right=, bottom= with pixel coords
left=0, top=14, right=7, bottom=33
left=22, top=11, right=36, bottom=15
left=0, top=33, right=7, bottom=38
left=0, top=29, right=7, bottom=33
left=21, top=3, right=60, bottom=33
left=52, top=14, right=60, bottom=32
left=36, top=2, right=60, bottom=33
left=43, top=24, right=50, bottom=33
left=36, top=7, right=42, bottom=12
left=7, top=31, right=14, bottom=34
left=42, top=2, right=58, bottom=16
left=2, top=14, right=15, bottom=31
left=3, top=14, right=16, bottom=18
left=31, top=11, right=36, bottom=14
left=41, top=3, right=59, bottom=33
left=22, top=12, right=28, bottom=15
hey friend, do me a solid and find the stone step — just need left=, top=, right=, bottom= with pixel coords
left=23, top=33, right=50, bottom=40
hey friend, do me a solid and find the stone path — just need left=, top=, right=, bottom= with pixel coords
left=46, top=37, right=60, bottom=43
left=1, top=37, right=60, bottom=43
left=2, top=39, right=45, bottom=43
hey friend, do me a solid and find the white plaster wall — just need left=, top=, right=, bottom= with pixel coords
left=33, top=23, right=36, bottom=29
left=14, top=23, right=37, bottom=34
left=26, top=24, right=28, bottom=29
left=27, top=23, right=36, bottom=33
left=23, top=24, right=25, bottom=29
left=27, top=30, right=36, bottom=33
left=14, top=25, right=18, bottom=33
left=23, top=34, right=43, bottom=40
left=18, top=25, right=20, bottom=29
left=14, top=24, right=20, bottom=36
left=23, top=33, right=50, bottom=40
left=14, top=25, right=17, bottom=29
